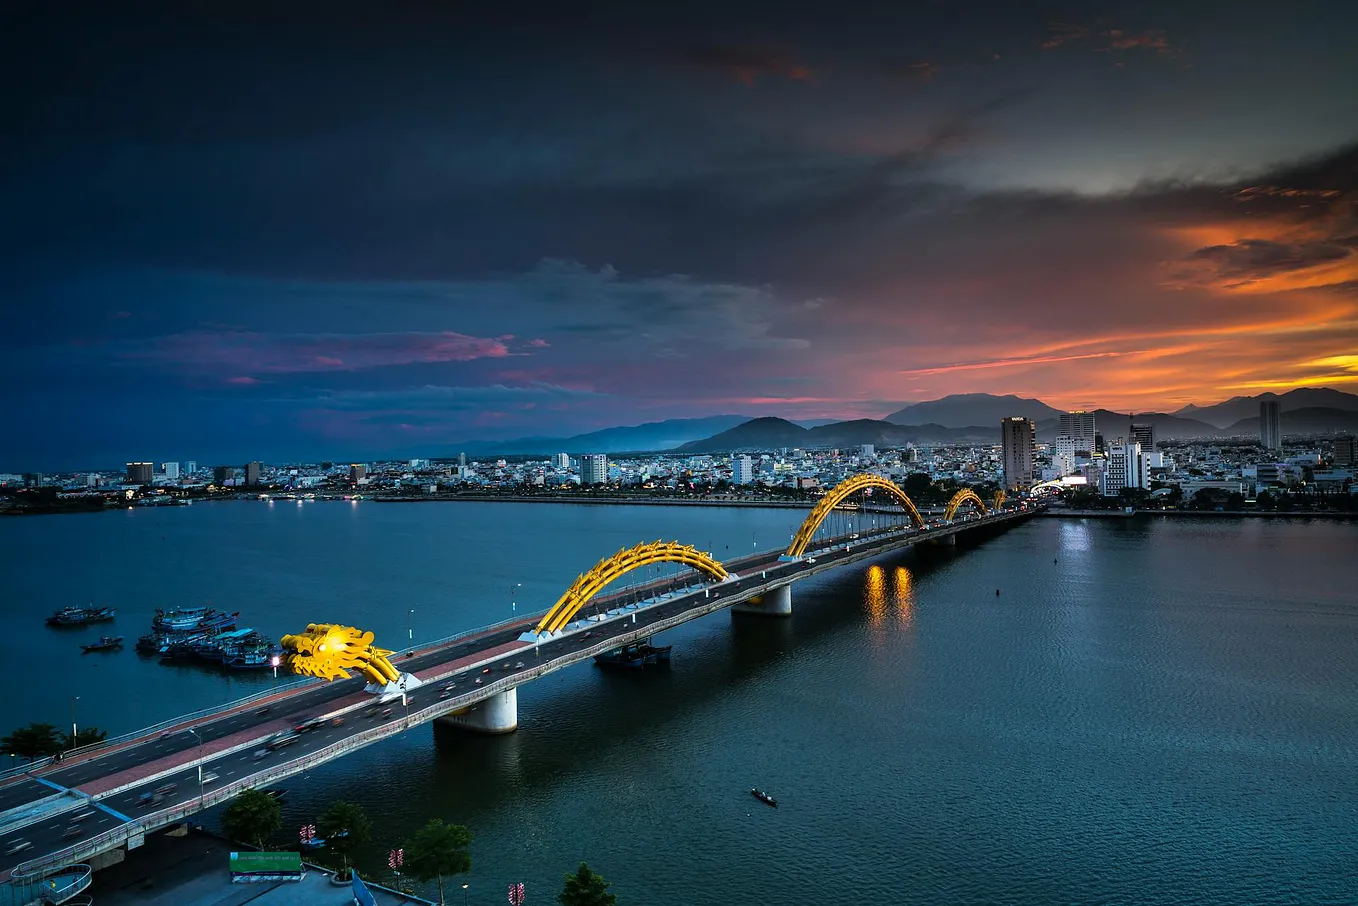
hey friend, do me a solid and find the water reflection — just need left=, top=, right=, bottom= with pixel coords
left=864, top=565, right=887, bottom=627
left=863, top=564, right=915, bottom=631
left=893, top=566, right=915, bottom=631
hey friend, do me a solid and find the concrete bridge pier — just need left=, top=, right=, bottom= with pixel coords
left=732, top=583, right=792, bottom=617
left=436, top=687, right=518, bottom=734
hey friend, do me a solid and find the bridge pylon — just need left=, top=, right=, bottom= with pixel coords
left=732, top=583, right=792, bottom=617
left=436, top=688, right=518, bottom=735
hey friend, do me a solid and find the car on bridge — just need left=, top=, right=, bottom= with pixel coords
left=266, top=731, right=301, bottom=751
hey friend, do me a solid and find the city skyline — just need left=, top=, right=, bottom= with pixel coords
left=4, top=3, right=1358, bottom=467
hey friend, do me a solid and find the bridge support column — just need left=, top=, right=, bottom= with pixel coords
left=732, top=583, right=792, bottom=617
left=436, top=687, right=518, bottom=734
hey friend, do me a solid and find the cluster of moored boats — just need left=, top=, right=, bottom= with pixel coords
left=135, top=606, right=283, bottom=670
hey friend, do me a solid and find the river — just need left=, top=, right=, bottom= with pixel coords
left=2, top=501, right=1355, bottom=905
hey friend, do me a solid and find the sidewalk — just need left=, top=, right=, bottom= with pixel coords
left=89, top=827, right=433, bottom=906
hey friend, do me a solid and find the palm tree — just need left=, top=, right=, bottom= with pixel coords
left=404, top=818, right=472, bottom=904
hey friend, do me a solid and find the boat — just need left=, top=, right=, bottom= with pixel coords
left=152, top=606, right=239, bottom=633
left=46, top=605, right=116, bottom=627
left=593, top=641, right=672, bottom=670
left=81, top=635, right=124, bottom=652
left=751, top=788, right=778, bottom=808
left=135, top=632, right=164, bottom=654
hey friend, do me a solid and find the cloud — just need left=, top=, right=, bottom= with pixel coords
left=1181, top=238, right=1355, bottom=289
left=673, top=46, right=815, bottom=86
left=132, top=330, right=514, bottom=375
left=1040, top=21, right=1178, bottom=57
left=884, top=61, right=939, bottom=82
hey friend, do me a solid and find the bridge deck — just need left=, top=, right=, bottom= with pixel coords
left=1, top=507, right=1036, bottom=881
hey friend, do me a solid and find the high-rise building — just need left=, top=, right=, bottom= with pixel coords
left=580, top=454, right=608, bottom=485
left=125, top=462, right=154, bottom=484
left=551, top=453, right=570, bottom=470
left=1058, top=410, right=1096, bottom=450
left=1000, top=417, right=1035, bottom=491
left=1335, top=436, right=1356, bottom=467
left=350, top=464, right=368, bottom=483
left=1102, top=442, right=1145, bottom=495
left=859, top=444, right=875, bottom=460
left=213, top=465, right=234, bottom=486
left=183, top=461, right=197, bottom=475
left=161, top=462, right=180, bottom=480
left=1260, top=400, right=1282, bottom=452
left=733, top=455, right=754, bottom=485
left=458, top=452, right=467, bottom=470
left=244, top=461, right=262, bottom=486
left=1130, top=422, right=1156, bottom=451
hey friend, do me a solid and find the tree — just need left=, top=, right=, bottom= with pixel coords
left=222, top=788, right=282, bottom=851
left=64, top=727, right=107, bottom=750
left=404, top=818, right=472, bottom=904
left=558, top=862, right=616, bottom=906
left=318, top=800, right=371, bottom=880
left=1, top=723, right=62, bottom=761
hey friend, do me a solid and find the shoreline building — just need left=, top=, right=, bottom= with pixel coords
left=580, top=454, right=608, bottom=485
left=733, top=455, right=754, bottom=485
left=551, top=453, right=570, bottom=470
left=244, top=461, right=262, bottom=486
left=1000, top=417, right=1035, bottom=491
left=1260, top=400, right=1282, bottom=452
left=125, top=462, right=154, bottom=484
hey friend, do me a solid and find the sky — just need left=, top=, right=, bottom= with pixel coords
left=4, top=1, right=1358, bottom=468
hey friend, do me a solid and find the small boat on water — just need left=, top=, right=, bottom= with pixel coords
left=81, top=635, right=124, bottom=652
left=751, top=788, right=778, bottom=808
left=47, top=605, right=116, bottom=627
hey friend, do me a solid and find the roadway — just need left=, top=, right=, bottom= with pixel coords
left=1, top=508, right=1034, bottom=875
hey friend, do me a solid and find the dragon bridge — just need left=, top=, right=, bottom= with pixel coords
left=786, top=474, right=925, bottom=558
left=280, top=623, right=402, bottom=685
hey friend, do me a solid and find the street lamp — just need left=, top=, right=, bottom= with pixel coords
left=408, top=608, right=415, bottom=645
left=462, top=882, right=469, bottom=905
left=186, top=727, right=205, bottom=809
left=510, top=583, right=521, bottom=614
left=271, top=655, right=281, bottom=681
left=69, top=696, right=79, bottom=751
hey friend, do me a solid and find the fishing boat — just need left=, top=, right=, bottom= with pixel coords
left=46, top=605, right=116, bottom=627
left=750, top=788, right=778, bottom=808
left=593, top=641, right=672, bottom=670
left=152, top=606, right=239, bottom=633
left=81, top=635, right=124, bottom=652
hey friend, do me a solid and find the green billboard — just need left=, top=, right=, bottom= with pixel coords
left=230, top=851, right=304, bottom=882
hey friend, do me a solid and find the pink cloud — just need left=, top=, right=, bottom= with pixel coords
left=226, top=375, right=261, bottom=386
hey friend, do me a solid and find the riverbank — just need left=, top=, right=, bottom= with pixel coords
left=370, top=493, right=819, bottom=509
left=88, top=826, right=433, bottom=906
left=1043, top=508, right=1358, bottom=519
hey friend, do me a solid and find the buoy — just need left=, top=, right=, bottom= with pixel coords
left=995, top=589, right=1001, bottom=596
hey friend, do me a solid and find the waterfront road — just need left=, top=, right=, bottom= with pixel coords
left=1, top=509, right=1034, bottom=875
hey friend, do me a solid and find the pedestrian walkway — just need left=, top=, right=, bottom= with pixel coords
left=89, top=827, right=433, bottom=906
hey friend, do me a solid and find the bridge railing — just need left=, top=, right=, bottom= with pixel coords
left=0, top=677, right=322, bottom=782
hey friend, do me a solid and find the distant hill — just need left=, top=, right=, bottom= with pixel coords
left=1036, top=409, right=1221, bottom=441
left=1221, top=407, right=1358, bottom=437
left=448, top=415, right=756, bottom=456
left=886, top=393, right=1062, bottom=428
left=1176, top=387, right=1358, bottom=428
left=675, top=417, right=997, bottom=453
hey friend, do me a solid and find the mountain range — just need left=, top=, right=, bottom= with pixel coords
left=447, top=388, right=1358, bottom=457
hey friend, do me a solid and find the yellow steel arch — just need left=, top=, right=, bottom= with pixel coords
left=992, top=489, right=1007, bottom=511
left=787, top=474, right=924, bottom=558
left=281, top=623, right=402, bottom=685
left=944, top=488, right=988, bottom=521
left=534, top=540, right=729, bottom=635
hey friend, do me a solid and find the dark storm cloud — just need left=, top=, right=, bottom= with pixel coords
left=1185, top=239, right=1354, bottom=284
left=5, top=1, right=1358, bottom=467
